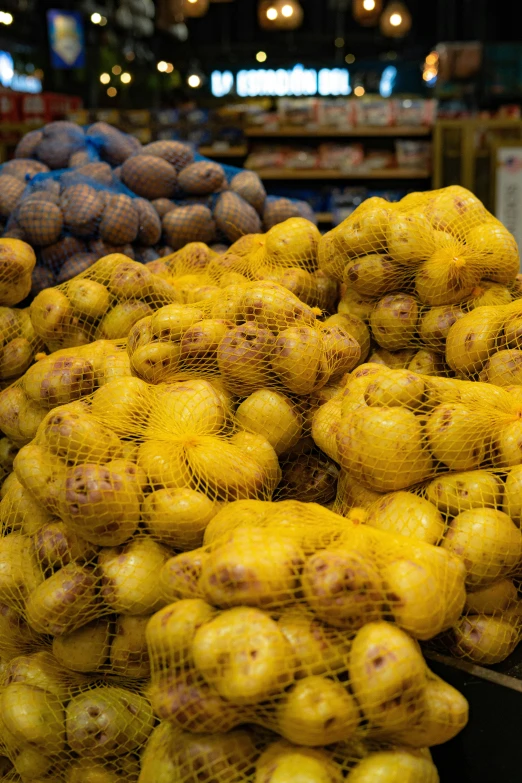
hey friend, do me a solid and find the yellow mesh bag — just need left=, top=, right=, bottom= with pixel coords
left=320, top=187, right=520, bottom=371
left=140, top=723, right=442, bottom=782
left=0, top=308, right=44, bottom=386
left=0, top=239, right=36, bottom=308
left=146, top=500, right=467, bottom=746
left=28, top=253, right=181, bottom=353
left=126, top=280, right=361, bottom=393
left=0, top=339, right=130, bottom=445
left=314, top=363, right=522, bottom=494
left=146, top=241, right=222, bottom=304
left=0, top=649, right=150, bottom=782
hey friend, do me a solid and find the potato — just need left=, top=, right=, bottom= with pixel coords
left=302, top=545, right=383, bottom=630
left=99, top=193, right=138, bottom=244
left=277, top=675, right=359, bottom=746
left=96, top=300, right=152, bottom=340
left=419, top=305, right=465, bottom=353
left=277, top=610, right=349, bottom=680
left=465, top=578, right=517, bottom=615
left=147, top=378, right=227, bottom=438
left=415, top=246, right=478, bottom=306
left=25, top=563, right=98, bottom=635
left=0, top=682, right=65, bottom=754
left=0, top=336, right=34, bottom=380
left=214, top=191, right=262, bottom=242
left=146, top=598, right=215, bottom=668
left=193, top=606, right=293, bottom=705
left=99, top=538, right=170, bottom=615
left=255, top=741, right=343, bottom=783
left=203, top=500, right=267, bottom=546
left=348, top=749, right=439, bottom=783
left=230, top=170, right=266, bottom=213
left=30, top=288, right=73, bottom=342
left=61, top=184, right=104, bottom=237
left=337, top=288, right=375, bottom=322
left=18, top=199, right=63, bottom=246
left=426, top=470, right=502, bottom=516
left=386, top=211, right=434, bottom=264
left=230, top=431, right=282, bottom=492
left=384, top=556, right=448, bottom=639
left=41, top=406, right=122, bottom=464
left=109, top=614, right=150, bottom=678
left=163, top=205, right=217, bottom=249
left=349, top=622, right=426, bottom=732
left=180, top=318, right=231, bottom=364
left=426, top=403, right=487, bottom=472
left=0, top=533, right=43, bottom=605
left=235, top=389, right=302, bottom=456
left=367, top=492, right=445, bottom=545
left=324, top=312, right=370, bottom=361
left=242, top=281, right=316, bottom=331
left=277, top=452, right=338, bottom=504
left=271, top=325, right=324, bottom=394
left=121, top=154, right=177, bottom=199
left=442, top=508, right=522, bottom=587
left=321, top=324, right=360, bottom=378
left=452, top=614, right=519, bottom=664
left=217, top=322, right=274, bottom=390
left=143, top=487, right=216, bottom=550
left=334, top=470, right=383, bottom=516
left=311, top=396, right=342, bottom=463
left=186, top=437, right=270, bottom=501
left=137, top=440, right=190, bottom=489
left=338, top=407, right=433, bottom=492
left=0, top=174, right=25, bottom=217
left=370, top=294, right=418, bottom=351
left=467, top=221, right=519, bottom=284
left=161, top=549, right=208, bottom=601
left=60, top=462, right=140, bottom=546
left=364, top=368, right=425, bottom=409
left=90, top=376, right=151, bottom=435
left=343, top=253, right=402, bottom=298
left=53, top=619, right=111, bottom=673
left=65, top=761, right=134, bottom=782
left=480, top=348, right=522, bottom=388
left=178, top=160, right=226, bottom=194
left=200, top=528, right=300, bottom=609
left=32, top=520, right=98, bottom=569
left=66, top=687, right=154, bottom=757
left=446, top=306, right=503, bottom=375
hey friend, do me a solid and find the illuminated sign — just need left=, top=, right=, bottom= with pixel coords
left=211, top=65, right=351, bottom=98
left=0, top=51, right=42, bottom=93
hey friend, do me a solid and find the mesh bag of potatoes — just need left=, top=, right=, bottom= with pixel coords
left=318, top=186, right=521, bottom=376
left=0, top=239, right=37, bottom=308
left=126, top=278, right=361, bottom=392
left=140, top=722, right=442, bottom=783
left=146, top=500, right=468, bottom=752
left=0, top=307, right=43, bottom=387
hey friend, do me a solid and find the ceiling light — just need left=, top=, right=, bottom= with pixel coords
left=281, top=4, right=293, bottom=16
left=188, top=73, right=202, bottom=88
left=112, top=65, right=122, bottom=75
left=390, top=12, right=402, bottom=25
left=107, top=87, right=117, bottom=97
left=266, top=6, right=278, bottom=19
left=354, top=85, right=365, bottom=96
left=91, top=12, right=102, bottom=23
left=100, top=73, right=110, bottom=84
left=256, top=51, right=267, bottom=62
left=157, top=61, right=168, bottom=72
left=0, top=11, right=13, bottom=24
left=363, top=0, right=375, bottom=8
left=120, top=72, right=131, bottom=83
left=166, top=62, right=174, bottom=73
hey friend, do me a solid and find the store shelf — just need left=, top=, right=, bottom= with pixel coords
left=248, top=167, right=431, bottom=180
left=245, top=125, right=432, bottom=138
left=199, top=145, right=248, bottom=157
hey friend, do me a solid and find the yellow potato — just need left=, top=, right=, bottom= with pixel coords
left=0, top=478, right=53, bottom=534
left=368, top=346, right=416, bottom=369
left=161, top=549, right=209, bottom=602
left=65, top=762, right=132, bottom=783
left=59, top=462, right=140, bottom=546
left=349, top=622, right=427, bottom=732
left=53, top=619, right=111, bottom=673
left=217, top=321, right=274, bottom=390
left=364, top=368, right=425, bottom=409
left=200, top=527, right=301, bottom=609
left=0, top=336, right=34, bottom=380
left=467, top=280, right=513, bottom=308
left=192, top=606, right=294, bottom=705
left=370, top=294, right=418, bottom=350
left=110, top=614, right=150, bottom=678
left=278, top=609, right=350, bottom=678
left=30, top=288, right=73, bottom=341
left=90, top=376, right=151, bottom=435
left=426, top=470, right=502, bottom=516
left=337, top=288, right=375, bottom=322
left=23, top=353, right=95, bottom=408
left=384, top=557, right=447, bottom=639
left=445, top=306, right=503, bottom=375
left=203, top=499, right=268, bottom=545
left=271, top=325, right=325, bottom=394
left=150, top=303, right=205, bottom=340
left=0, top=532, right=43, bottom=606
left=236, top=389, right=302, bottom=455
left=41, top=406, right=122, bottom=463
left=265, top=217, right=321, bottom=265
left=338, top=407, right=433, bottom=492
left=143, top=487, right=216, bottom=549
left=426, top=185, right=487, bottom=231
left=130, top=340, right=182, bottom=383
left=465, top=578, right=518, bottom=614
left=503, top=465, right=522, bottom=525
left=343, top=253, right=403, bottom=298
left=25, top=563, right=99, bottom=635
left=320, top=324, right=361, bottom=378
left=415, top=245, right=478, bottom=306
left=386, top=212, right=434, bottom=264
left=185, top=435, right=268, bottom=501
left=32, top=520, right=98, bottom=569
left=0, top=602, right=40, bottom=654
left=147, top=379, right=227, bottom=438
left=255, top=741, right=342, bottom=783
left=321, top=197, right=390, bottom=263
left=277, top=675, right=359, bottom=746
left=146, top=599, right=216, bottom=668
left=180, top=318, right=231, bottom=364
left=0, top=682, right=65, bottom=754
left=1, top=650, right=77, bottom=699
left=96, top=300, right=152, bottom=340
left=334, top=470, right=383, bottom=515
left=366, top=492, right=445, bottom=545
left=137, top=439, right=191, bottom=489
left=493, top=418, right=522, bottom=466
left=242, top=281, right=316, bottom=332
left=480, top=349, right=522, bottom=387
left=230, top=430, right=282, bottom=492
left=452, top=614, right=519, bottom=664
left=67, top=279, right=110, bottom=320
left=302, top=545, right=383, bottom=629
left=324, top=312, right=370, bottom=362
left=66, top=687, right=154, bottom=758
left=99, top=537, right=170, bottom=615
left=466, top=221, right=519, bottom=284
left=348, top=749, right=439, bottom=783
left=419, top=305, right=465, bottom=353
left=426, top=403, right=488, bottom=472
left=442, top=508, right=522, bottom=587
left=408, top=348, right=445, bottom=376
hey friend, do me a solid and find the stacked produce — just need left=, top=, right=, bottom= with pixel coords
left=0, top=183, right=520, bottom=781
left=318, top=186, right=521, bottom=375
left=0, top=121, right=314, bottom=289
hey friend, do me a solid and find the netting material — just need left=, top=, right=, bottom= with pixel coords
left=0, top=307, right=43, bottom=385
left=0, top=240, right=36, bottom=308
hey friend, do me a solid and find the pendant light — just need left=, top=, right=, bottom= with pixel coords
left=183, top=0, right=209, bottom=18
left=380, top=1, right=412, bottom=37
left=258, top=0, right=303, bottom=31
left=353, top=0, right=382, bottom=27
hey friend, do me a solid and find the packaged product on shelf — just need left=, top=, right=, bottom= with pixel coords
left=315, top=97, right=356, bottom=128
left=395, top=140, right=432, bottom=170
left=318, top=143, right=364, bottom=171
left=394, top=98, right=438, bottom=127
left=354, top=97, right=395, bottom=126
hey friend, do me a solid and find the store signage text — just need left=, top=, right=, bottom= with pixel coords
left=0, top=51, right=42, bottom=93
left=211, top=65, right=351, bottom=98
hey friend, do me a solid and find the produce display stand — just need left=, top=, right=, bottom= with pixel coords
left=428, top=650, right=522, bottom=783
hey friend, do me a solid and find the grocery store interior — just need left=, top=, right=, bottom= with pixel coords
left=2, top=2, right=522, bottom=782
